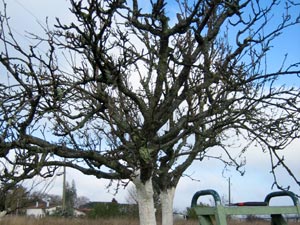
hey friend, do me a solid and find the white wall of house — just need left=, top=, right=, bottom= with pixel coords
left=26, top=208, right=45, bottom=218
left=74, top=209, right=86, bottom=217
left=45, top=206, right=58, bottom=215
left=26, top=205, right=86, bottom=218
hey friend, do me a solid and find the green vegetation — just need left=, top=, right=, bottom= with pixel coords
left=185, top=207, right=198, bottom=220
left=85, top=201, right=138, bottom=219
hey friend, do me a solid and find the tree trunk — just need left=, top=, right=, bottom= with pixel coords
left=0, top=211, right=6, bottom=219
left=133, top=172, right=157, bottom=225
left=160, top=187, right=175, bottom=225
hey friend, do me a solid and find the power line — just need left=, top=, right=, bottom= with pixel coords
left=6, top=0, right=47, bottom=48
left=13, top=0, right=45, bottom=26
left=4, top=1, right=72, bottom=73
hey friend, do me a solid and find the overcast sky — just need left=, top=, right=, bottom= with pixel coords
left=1, top=0, right=300, bottom=211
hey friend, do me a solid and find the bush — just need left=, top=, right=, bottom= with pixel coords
left=87, top=202, right=138, bottom=219
left=186, top=207, right=198, bottom=220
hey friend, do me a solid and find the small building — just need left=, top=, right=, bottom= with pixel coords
left=74, top=209, right=86, bottom=217
left=26, top=201, right=86, bottom=218
left=26, top=202, right=48, bottom=218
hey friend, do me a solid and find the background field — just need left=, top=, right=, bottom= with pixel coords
left=0, top=216, right=298, bottom=225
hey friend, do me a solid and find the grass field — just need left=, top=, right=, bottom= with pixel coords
left=0, top=216, right=299, bottom=225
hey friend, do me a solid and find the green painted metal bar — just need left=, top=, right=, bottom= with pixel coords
left=194, top=205, right=299, bottom=215
left=191, top=189, right=300, bottom=225
left=191, top=189, right=222, bottom=207
left=264, top=191, right=299, bottom=206
left=228, top=205, right=300, bottom=215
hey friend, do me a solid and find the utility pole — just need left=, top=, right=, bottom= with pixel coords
left=62, top=165, right=66, bottom=211
left=228, top=177, right=231, bottom=205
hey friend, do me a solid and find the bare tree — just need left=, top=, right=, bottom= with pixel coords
left=0, top=0, right=300, bottom=224
left=75, top=195, right=90, bottom=208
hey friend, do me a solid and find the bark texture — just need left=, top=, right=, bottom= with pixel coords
left=160, top=187, right=176, bottom=225
left=133, top=172, right=157, bottom=225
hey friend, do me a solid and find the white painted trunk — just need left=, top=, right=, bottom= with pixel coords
left=133, top=172, right=157, bottom=225
left=160, top=187, right=175, bottom=225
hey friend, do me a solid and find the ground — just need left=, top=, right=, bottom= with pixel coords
left=0, top=216, right=299, bottom=225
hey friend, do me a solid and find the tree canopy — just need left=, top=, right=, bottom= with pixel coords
left=0, top=0, right=299, bottom=224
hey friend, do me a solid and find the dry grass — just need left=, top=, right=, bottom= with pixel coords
left=0, top=216, right=197, bottom=225
left=0, top=216, right=298, bottom=225
left=0, top=217, right=136, bottom=225
left=228, top=221, right=299, bottom=225
left=0, top=216, right=184, bottom=225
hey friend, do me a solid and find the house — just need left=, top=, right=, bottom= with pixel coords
left=26, top=201, right=86, bottom=218
left=26, top=202, right=48, bottom=218
left=73, top=209, right=86, bottom=217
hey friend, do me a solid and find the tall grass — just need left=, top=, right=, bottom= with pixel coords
left=0, top=216, right=298, bottom=225
left=0, top=216, right=197, bottom=225
left=1, top=216, right=135, bottom=225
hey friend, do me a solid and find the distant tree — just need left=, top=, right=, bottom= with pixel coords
left=0, top=184, right=29, bottom=214
left=48, top=194, right=62, bottom=206
left=30, top=191, right=62, bottom=206
left=75, top=196, right=90, bottom=208
left=0, top=1, right=300, bottom=225
left=64, top=180, right=77, bottom=216
left=87, top=199, right=138, bottom=219
left=30, top=185, right=88, bottom=208
left=89, top=201, right=119, bottom=219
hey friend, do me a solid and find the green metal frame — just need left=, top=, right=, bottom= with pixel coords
left=191, top=189, right=300, bottom=225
